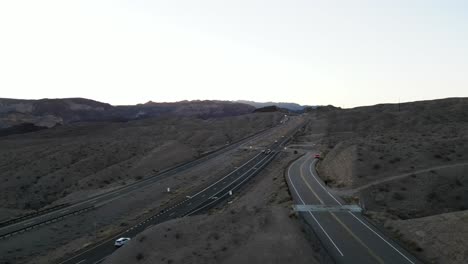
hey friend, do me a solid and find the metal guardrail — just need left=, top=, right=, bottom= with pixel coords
left=0, top=206, right=95, bottom=240
left=0, top=203, right=69, bottom=228
left=293, top=204, right=363, bottom=213
left=0, top=127, right=273, bottom=233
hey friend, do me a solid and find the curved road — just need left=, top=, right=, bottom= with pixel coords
left=287, top=153, right=421, bottom=264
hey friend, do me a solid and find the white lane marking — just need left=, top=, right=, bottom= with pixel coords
left=93, top=257, right=107, bottom=264
left=288, top=158, right=344, bottom=257
left=348, top=212, right=415, bottom=264
left=189, top=152, right=262, bottom=198
left=188, top=153, right=275, bottom=216
left=76, top=259, right=86, bottom=264
left=23, top=220, right=36, bottom=226
left=169, top=212, right=175, bottom=216
left=306, top=155, right=413, bottom=262
left=308, top=161, right=343, bottom=206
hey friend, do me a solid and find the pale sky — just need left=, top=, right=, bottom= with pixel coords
left=1, top=0, right=467, bottom=107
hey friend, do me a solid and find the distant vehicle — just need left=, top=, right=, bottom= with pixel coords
left=265, top=149, right=271, bottom=154
left=275, top=140, right=278, bottom=143
left=314, top=154, right=321, bottom=159
left=261, top=149, right=265, bottom=153
left=114, top=237, right=131, bottom=247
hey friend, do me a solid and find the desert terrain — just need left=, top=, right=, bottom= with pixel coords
left=102, top=151, right=332, bottom=264
left=2, top=97, right=467, bottom=264
left=305, top=98, right=468, bottom=264
left=0, top=111, right=282, bottom=219
left=1, top=99, right=306, bottom=264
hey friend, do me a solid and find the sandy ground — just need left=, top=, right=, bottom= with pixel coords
left=0, top=113, right=282, bottom=217
left=384, top=210, right=468, bottom=264
left=303, top=98, right=468, bottom=263
left=0, top=115, right=301, bottom=264
left=103, top=151, right=332, bottom=264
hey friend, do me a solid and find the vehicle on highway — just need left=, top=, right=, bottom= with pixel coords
left=265, top=149, right=271, bottom=154
left=114, top=237, right=131, bottom=247
left=314, top=154, right=321, bottom=159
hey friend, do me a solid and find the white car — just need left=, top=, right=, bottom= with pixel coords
left=114, top=237, right=131, bottom=247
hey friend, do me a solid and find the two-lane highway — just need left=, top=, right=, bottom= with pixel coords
left=287, top=153, right=420, bottom=264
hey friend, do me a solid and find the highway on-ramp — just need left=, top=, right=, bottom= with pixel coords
left=287, top=153, right=421, bottom=264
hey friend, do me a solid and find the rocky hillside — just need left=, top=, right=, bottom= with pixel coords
left=236, top=100, right=312, bottom=112
left=310, top=97, right=468, bottom=263
left=0, top=98, right=255, bottom=130
left=0, top=112, right=282, bottom=216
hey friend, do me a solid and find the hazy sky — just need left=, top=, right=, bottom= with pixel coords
left=1, top=1, right=467, bottom=107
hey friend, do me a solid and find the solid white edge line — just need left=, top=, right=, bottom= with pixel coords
left=187, top=153, right=274, bottom=216
left=76, top=260, right=86, bottom=264
left=307, top=159, right=343, bottom=206
left=93, top=256, right=107, bottom=264
left=287, top=158, right=344, bottom=257
left=348, top=212, right=415, bottom=264
left=306, top=156, right=415, bottom=263
left=189, top=152, right=262, bottom=198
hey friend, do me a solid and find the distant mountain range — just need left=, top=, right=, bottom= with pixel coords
left=235, top=100, right=314, bottom=112
left=0, top=98, right=255, bottom=130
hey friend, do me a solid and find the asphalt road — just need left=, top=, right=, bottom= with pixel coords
left=287, top=154, right=421, bottom=264
left=56, top=132, right=292, bottom=264
left=0, top=124, right=279, bottom=240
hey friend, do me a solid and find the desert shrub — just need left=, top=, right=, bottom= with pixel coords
left=389, top=157, right=401, bottom=164
left=393, top=192, right=405, bottom=200
left=426, top=192, right=438, bottom=202
left=373, top=164, right=381, bottom=170
left=135, top=175, right=143, bottom=180
left=378, top=186, right=389, bottom=192
left=294, top=150, right=298, bottom=154
left=434, top=154, right=442, bottom=159
left=136, top=253, right=144, bottom=261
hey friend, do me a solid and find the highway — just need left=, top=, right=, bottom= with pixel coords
left=287, top=153, right=421, bottom=264
left=0, top=124, right=279, bottom=240
left=56, top=130, right=293, bottom=264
